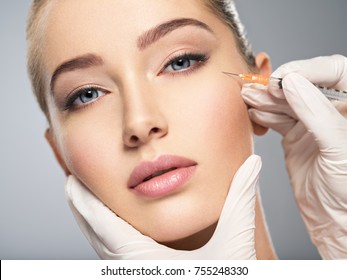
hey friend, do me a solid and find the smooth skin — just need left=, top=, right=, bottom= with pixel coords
left=41, top=0, right=275, bottom=258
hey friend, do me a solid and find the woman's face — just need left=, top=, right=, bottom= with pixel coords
left=43, top=0, right=254, bottom=247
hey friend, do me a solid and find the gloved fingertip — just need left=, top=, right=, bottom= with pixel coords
left=282, top=73, right=318, bottom=102
left=65, top=175, right=97, bottom=207
left=283, top=73, right=332, bottom=108
left=246, top=154, right=262, bottom=169
left=64, top=175, right=75, bottom=199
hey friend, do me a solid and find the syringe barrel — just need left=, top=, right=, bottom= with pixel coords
left=315, top=85, right=347, bottom=102
left=239, top=73, right=270, bottom=85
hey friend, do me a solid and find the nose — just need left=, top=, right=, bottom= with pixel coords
left=122, top=86, right=168, bottom=148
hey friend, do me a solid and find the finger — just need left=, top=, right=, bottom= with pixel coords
left=282, top=73, right=347, bottom=160
left=65, top=176, right=157, bottom=253
left=242, top=84, right=297, bottom=119
left=272, top=55, right=347, bottom=89
left=209, top=155, right=261, bottom=259
left=65, top=183, right=109, bottom=258
left=249, top=109, right=296, bottom=136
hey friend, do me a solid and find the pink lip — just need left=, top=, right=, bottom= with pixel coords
left=128, top=155, right=197, bottom=198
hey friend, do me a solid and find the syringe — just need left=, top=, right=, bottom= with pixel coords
left=222, top=72, right=347, bottom=102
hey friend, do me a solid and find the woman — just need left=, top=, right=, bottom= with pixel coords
left=26, top=0, right=347, bottom=259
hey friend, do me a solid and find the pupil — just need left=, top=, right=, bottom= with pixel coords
left=85, top=90, right=94, bottom=98
left=80, top=89, right=98, bottom=103
left=177, top=59, right=184, bottom=66
left=172, top=58, right=190, bottom=70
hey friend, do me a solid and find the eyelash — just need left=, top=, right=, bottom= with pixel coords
left=159, top=52, right=209, bottom=76
left=63, top=85, right=109, bottom=111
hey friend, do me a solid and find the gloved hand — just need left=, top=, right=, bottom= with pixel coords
left=65, top=155, right=261, bottom=259
left=241, top=55, right=347, bottom=259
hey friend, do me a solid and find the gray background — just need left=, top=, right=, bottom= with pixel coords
left=1, top=0, right=346, bottom=259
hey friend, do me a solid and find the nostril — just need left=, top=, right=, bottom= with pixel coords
left=151, top=127, right=160, bottom=134
left=126, top=126, right=166, bottom=147
left=130, top=135, right=139, bottom=143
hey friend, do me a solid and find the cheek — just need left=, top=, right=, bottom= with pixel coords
left=168, top=74, right=253, bottom=161
left=197, top=81, right=253, bottom=178
left=57, top=112, right=126, bottom=197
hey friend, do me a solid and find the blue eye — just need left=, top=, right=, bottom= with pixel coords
left=163, top=53, right=208, bottom=73
left=75, top=88, right=101, bottom=104
left=64, top=86, right=107, bottom=110
left=169, top=57, right=192, bottom=71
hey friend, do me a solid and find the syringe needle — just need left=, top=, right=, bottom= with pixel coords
left=222, top=72, right=240, bottom=77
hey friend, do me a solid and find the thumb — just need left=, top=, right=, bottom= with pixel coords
left=282, top=73, right=347, bottom=161
left=65, top=176, right=172, bottom=259
left=209, top=155, right=261, bottom=259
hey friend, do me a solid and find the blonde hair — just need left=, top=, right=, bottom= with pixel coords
left=27, top=0, right=52, bottom=118
left=26, top=0, right=255, bottom=120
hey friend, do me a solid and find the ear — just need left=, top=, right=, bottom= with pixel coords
left=251, top=52, right=272, bottom=136
left=255, top=52, right=272, bottom=77
left=45, top=128, right=70, bottom=176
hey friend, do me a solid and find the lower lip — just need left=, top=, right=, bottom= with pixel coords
left=130, top=165, right=197, bottom=198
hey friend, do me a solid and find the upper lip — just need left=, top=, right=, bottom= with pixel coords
left=127, top=155, right=197, bottom=188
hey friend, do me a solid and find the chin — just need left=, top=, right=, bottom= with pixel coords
left=153, top=222, right=218, bottom=250
left=135, top=209, right=219, bottom=250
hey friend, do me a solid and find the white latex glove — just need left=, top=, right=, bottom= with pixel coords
left=65, top=155, right=261, bottom=259
left=241, top=55, right=347, bottom=259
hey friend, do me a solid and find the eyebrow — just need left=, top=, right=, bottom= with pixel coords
left=50, top=53, right=104, bottom=93
left=50, top=18, right=213, bottom=93
left=137, top=18, right=214, bottom=50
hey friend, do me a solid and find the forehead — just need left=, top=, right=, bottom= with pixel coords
left=41, top=0, right=222, bottom=69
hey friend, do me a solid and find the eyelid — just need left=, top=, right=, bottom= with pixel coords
left=63, top=84, right=110, bottom=111
left=158, top=51, right=209, bottom=76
